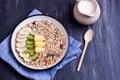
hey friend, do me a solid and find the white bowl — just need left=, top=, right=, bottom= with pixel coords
left=11, top=15, right=69, bottom=70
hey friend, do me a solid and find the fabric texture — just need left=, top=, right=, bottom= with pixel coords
left=0, top=9, right=82, bottom=80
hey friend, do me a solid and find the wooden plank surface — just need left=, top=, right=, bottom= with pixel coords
left=0, top=0, right=120, bottom=80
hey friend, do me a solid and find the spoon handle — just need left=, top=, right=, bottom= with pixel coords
left=77, top=41, right=88, bottom=72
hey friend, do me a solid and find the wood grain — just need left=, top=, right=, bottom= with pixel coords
left=0, top=0, right=120, bottom=80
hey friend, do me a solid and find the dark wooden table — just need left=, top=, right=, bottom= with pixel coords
left=0, top=0, right=120, bottom=80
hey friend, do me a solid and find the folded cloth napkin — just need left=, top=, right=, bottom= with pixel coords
left=0, top=9, right=82, bottom=80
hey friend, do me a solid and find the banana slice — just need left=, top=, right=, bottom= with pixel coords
left=19, top=30, right=29, bottom=35
left=16, top=47, right=27, bottom=52
left=19, top=52, right=29, bottom=58
left=16, top=37, right=27, bottom=42
left=17, top=34, right=28, bottom=38
left=16, top=42, right=26, bottom=47
left=25, top=27, right=32, bottom=32
left=18, top=27, right=32, bottom=38
left=23, top=57, right=31, bottom=62
left=21, top=27, right=31, bottom=32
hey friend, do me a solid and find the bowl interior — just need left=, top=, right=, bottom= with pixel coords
left=11, top=15, right=68, bottom=70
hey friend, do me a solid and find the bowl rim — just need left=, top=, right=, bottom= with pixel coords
left=11, top=14, right=69, bottom=70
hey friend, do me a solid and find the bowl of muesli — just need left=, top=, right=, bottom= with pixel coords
left=11, top=15, right=69, bottom=70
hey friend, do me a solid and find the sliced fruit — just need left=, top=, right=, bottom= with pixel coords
left=34, top=34, right=45, bottom=41
left=17, top=34, right=28, bottom=38
left=19, top=30, right=29, bottom=36
left=29, top=52, right=35, bottom=55
left=26, top=41, right=34, bottom=45
left=24, top=57, right=31, bottom=62
left=25, top=27, right=32, bottom=32
left=35, top=47, right=45, bottom=53
left=35, top=41, right=46, bottom=47
left=26, top=45, right=34, bottom=49
left=27, top=35, right=34, bottom=40
left=16, top=42, right=26, bottom=47
left=16, top=47, right=26, bottom=52
left=19, top=52, right=29, bottom=58
left=29, top=53, right=37, bottom=60
left=24, top=49, right=35, bottom=54
left=16, top=37, right=27, bottom=42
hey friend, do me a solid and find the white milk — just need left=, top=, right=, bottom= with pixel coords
left=78, top=0, right=95, bottom=16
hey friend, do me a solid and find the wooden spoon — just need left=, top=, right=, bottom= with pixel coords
left=77, top=29, right=94, bottom=72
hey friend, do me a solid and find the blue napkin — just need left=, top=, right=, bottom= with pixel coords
left=0, top=9, right=82, bottom=80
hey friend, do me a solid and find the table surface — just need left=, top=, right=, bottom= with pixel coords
left=0, top=0, right=120, bottom=80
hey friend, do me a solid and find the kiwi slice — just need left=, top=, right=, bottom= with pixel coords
left=26, top=41, right=34, bottom=45
left=26, top=45, right=34, bottom=49
left=27, top=35, right=34, bottom=40
left=29, top=53, right=37, bottom=60
left=24, top=49, right=35, bottom=54
left=29, top=52, right=35, bottom=55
